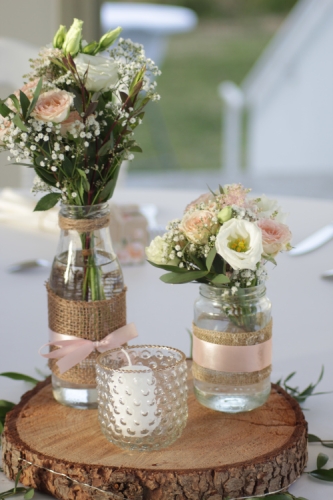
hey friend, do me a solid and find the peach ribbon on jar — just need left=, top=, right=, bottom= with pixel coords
left=39, top=323, right=138, bottom=374
left=192, top=336, right=272, bottom=373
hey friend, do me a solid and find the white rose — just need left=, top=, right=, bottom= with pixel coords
left=255, top=194, right=288, bottom=223
left=215, top=219, right=263, bottom=271
left=145, top=236, right=179, bottom=266
left=74, top=53, right=119, bottom=92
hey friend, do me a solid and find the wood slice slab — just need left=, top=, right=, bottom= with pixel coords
left=2, top=370, right=307, bottom=500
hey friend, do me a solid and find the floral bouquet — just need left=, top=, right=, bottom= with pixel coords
left=146, top=183, right=292, bottom=294
left=0, top=18, right=160, bottom=301
left=0, top=18, right=160, bottom=211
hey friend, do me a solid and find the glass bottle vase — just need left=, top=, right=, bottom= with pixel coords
left=48, top=203, right=125, bottom=409
left=192, top=283, right=272, bottom=413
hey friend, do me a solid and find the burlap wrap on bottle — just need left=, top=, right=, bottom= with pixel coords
left=47, top=213, right=126, bottom=385
left=192, top=319, right=272, bottom=386
left=47, top=284, right=127, bottom=384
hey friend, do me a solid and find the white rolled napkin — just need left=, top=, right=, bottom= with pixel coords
left=0, top=188, right=59, bottom=233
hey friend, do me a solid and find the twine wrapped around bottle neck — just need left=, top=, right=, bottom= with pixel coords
left=58, top=214, right=110, bottom=232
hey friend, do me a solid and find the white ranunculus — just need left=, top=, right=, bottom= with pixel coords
left=215, top=219, right=263, bottom=271
left=145, top=235, right=180, bottom=266
left=74, top=53, right=119, bottom=92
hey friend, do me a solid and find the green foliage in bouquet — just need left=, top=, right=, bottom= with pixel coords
left=0, top=19, right=160, bottom=211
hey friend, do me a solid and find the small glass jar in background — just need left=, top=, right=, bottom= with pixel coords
left=109, top=204, right=149, bottom=265
left=96, top=345, right=188, bottom=451
left=192, top=283, right=272, bottom=413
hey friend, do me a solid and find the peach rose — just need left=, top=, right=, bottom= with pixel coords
left=32, top=89, right=73, bottom=123
left=185, top=192, right=215, bottom=212
left=180, top=209, right=219, bottom=244
left=16, top=79, right=40, bottom=101
left=258, top=218, right=292, bottom=257
left=60, top=110, right=83, bottom=136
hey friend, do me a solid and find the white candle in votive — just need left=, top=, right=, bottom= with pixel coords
left=110, top=364, right=160, bottom=437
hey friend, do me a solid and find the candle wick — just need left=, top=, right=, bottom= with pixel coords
left=121, top=348, right=132, bottom=366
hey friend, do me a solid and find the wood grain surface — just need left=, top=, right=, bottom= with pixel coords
left=2, top=372, right=308, bottom=500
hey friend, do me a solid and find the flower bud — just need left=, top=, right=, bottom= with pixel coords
left=97, top=27, right=122, bottom=52
left=53, top=25, right=67, bottom=49
left=63, top=18, right=83, bottom=56
left=217, top=206, right=232, bottom=223
left=82, top=41, right=99, bottom=55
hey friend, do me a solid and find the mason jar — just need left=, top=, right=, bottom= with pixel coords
left=192, top=283, right=272, bottom=413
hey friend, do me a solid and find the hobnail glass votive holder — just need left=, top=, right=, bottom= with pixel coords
left=96, top=345, right=188, bottom=451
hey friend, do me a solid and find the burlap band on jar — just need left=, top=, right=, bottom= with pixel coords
left=192, top=319, right=272, bottom=386
left=46, top=283, right=127, bottom=384
left=58, top=214, right=110, bottom=232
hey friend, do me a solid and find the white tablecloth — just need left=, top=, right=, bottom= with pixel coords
left=1, top=188, right=333, bottom=499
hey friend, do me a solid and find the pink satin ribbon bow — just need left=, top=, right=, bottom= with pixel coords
left=39, top=323, right=138, bottom=374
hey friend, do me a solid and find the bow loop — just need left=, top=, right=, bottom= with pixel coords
left=39, top=323, right=138, bottom=374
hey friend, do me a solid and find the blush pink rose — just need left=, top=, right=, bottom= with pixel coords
left=258, top=218, right=292, bottom=256
left=185, top=192, right=215, bottom=212
left=60, top=110, right=83, bottom=136
left=180, top=209, right=219, bottom=244
left=32, top=89, right=73, bottom=123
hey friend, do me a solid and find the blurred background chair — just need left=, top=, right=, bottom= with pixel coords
left=101, top=2, right=197, bottom=174
left=219, top=0, right=333, bottom=194
left=100, top=2, right=197, bottom=66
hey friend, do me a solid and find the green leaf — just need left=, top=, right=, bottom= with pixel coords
left=308, top=434, right=321, bottom=443
left=309, top=469, right=333, bottom=481
left=84, top=100, right=98, bottom=118
left=98, top=137, right=114, bottom=156
left=160, top=270, right=208, bottom=284
left=263, top=253, right=277, bottom=265
left=189, top=254, right=206, bottom=271
left=0, top=101, right=12, bottom=118
left=0, top=400, right=15, bottom=409
left=129, top=145, right=143, bottom=153
left=0, top=487, right=28, bottom=498
left=14, top=469, right=22, bottom=489
left=317, top=452, right=329, bottom=469
left=98, top=161, right=121, bottom=201
left=34, top=167, right=57, bottom=187
left=19, top=91, right=30, bottom=119
left=147, top=260, right=187, bottom=273
left=12, top=114, right=28, bottom=132
left=7, top=94, right=20, bottom=112
left=33, top=192, right=61, bottom=212
left=61, top=156, right=74, bottom=177
left=24, top=489, right=35, bottom=500
left=79, top=173, right=90, bottom=192
left=27, top=77, right=43, bottom=116
left=211, top=274, right=230, bottom=284
left=206, top=247, right=216, bottom=271
left=0, top=372, right=39, bottom=385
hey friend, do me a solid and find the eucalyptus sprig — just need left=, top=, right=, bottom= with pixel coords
left=275, top=366, right=330, bottom=405
left=0, top=468, right=34, bottom=500
left=306, top=452, right=333, bottom=482
left=0, top=372, right=39, bottom=435
left=308, top=434, right=333, bottom=449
